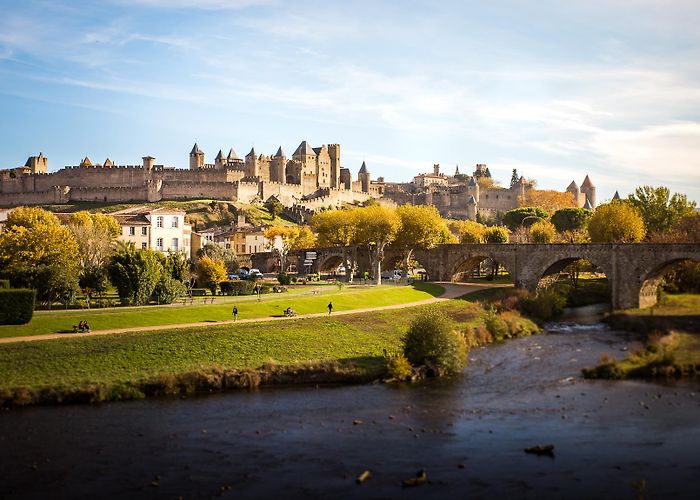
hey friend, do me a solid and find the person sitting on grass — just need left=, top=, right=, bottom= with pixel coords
left=83, top=321, right=91, bottom=333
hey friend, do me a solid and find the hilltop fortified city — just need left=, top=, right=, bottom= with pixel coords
left=0, top=141, right=596, bottom=220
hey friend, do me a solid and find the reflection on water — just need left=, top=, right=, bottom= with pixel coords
left=2, top=321, right=699, bottom=499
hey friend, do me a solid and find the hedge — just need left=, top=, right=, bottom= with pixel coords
left=0, top=288, right=36, bottom=325
left=219, top=281, right=272, bottom=296
left=0, top=279, right=10, bottom=289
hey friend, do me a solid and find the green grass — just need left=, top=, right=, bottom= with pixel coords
left=0, top=283, right=444, bottom=338
left=0, top=295, right=532, bottom=395
left=624, top=294, right=700, bottom=316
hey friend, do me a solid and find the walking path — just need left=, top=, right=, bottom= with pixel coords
left=0, top=283, right=505, bottom=344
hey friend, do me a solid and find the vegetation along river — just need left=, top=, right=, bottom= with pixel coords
left=2, top=310, right=699, bottom=499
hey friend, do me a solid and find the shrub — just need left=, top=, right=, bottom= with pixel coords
left=190, top=288, right=209, bottom=296
left=520, top=287, right=567, bottom=321
left=220, top=280, right=255, bottom=296
left=502, top=207, right=549, bottom=231
left=386, top=354, right=413, bottom=381
left=0, top=288, right=36, bottom=325
left=551, top=207, right=593, bottom=232
left=483, top=226, right=509, bottom=243
left=530, top=220, right=557, bottom=243
left=152, top=276, right=186, bottom=304
left=484, top=307, right=510, bottom=340
left=0, top=279, right=9, bottom=289
left=403, top=308, right=468, bottom=376
left=277, top=272, right=291, bottom=285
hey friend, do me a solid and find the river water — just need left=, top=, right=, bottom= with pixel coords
left=2, top=311, right=700, bottom=499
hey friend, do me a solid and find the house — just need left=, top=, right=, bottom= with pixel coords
left=110, top=206, right=193, bottom=258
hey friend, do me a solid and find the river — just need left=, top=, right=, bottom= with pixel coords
left=2, top=311, right=700, bottom=499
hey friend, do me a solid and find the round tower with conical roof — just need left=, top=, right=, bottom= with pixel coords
left=566, top=180, right=580, bottom=206
left=358, top=161, right=370, bottom=193
left=189, top=143, right=204, bottom=170
left=580, top=175, right=596, bottom=208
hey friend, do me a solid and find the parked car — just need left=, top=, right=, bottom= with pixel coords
left=249, top=268, right=264, bottom=279
left=227, top=273, right=240, bottom=280
left=381, top=269, right=402, bottom=280
left=238, top=269, right=250, bottom=278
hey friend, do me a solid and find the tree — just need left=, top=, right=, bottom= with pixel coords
left=196, top=256, right=227, bottom=294
left=161, top=249, right=191, bottom=282
left=196, top=243, right=238, bottom=273
left=263, top=226, right=301, bottom=273
left=67, top=211, right=121, bottom=270
left=530, top=220, right=557, bottom=243
left=79, top=265, right=111, bottom=308
left=353, top=205, right=401, bottom=284
left=311, top=209, right=358, bottom=282
left=264, top=196, right=284, bottom=220
left=626, top=186, right=696, bottom=237
left=392, top=205, right=454, bottom=282
left=108, top=243, right=164, bottom=305
left=520, top=190, right=576, bottom=213
left=510, top=169, right=519, bottom=188
left=502, top=207, right=549, bottom=231
left=450, top=220, right=486, bottom=244
left=551, top=207, right=593, bottom=233
left=0, top=208, right=81, bottom=306
left=587, top=201, right=646, bottom=243
left=483, top=226, right=509, bottom=243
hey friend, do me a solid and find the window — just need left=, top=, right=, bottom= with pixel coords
left=141, top=242, right=147, bottom=249
left=171, top=238, right=178, bottom=251
left=141, top=227, right=148, bottom=236
left=129, top=226, right=135, bottom=236
left=156, top=216, right=163, bottom=228
left=171, top=216, right=178, bottom=228
left=156, top=237, right=163, bottom=250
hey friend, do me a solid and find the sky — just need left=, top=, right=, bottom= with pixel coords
left=1, top=0, right=699, bottom=203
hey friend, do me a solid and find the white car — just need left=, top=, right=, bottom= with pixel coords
left=249, top=268, right=264, bottom=278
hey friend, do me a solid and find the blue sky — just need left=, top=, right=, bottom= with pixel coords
left=1, top=0, right=699, bottom=203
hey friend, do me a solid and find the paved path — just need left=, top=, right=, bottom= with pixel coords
left=0, top=283, right=505, bottom=344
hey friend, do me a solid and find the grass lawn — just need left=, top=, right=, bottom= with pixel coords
left=0, top=296, right=511, bottom=393
left=624, top=294, right=700, bottom=316
left=0, top=282, right=444, bottom=339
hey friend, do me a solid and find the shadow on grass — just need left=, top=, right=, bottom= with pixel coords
left=411, top=282, right=445, bottom=297
left=453, top=287, right=514, bottom=303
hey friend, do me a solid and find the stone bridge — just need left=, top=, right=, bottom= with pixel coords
left=294, top=243, right=700, bottom=310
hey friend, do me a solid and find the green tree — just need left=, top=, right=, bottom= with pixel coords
left=107, top=243, right=163, bottom=305
left=626, top=186, right=696, bottom=237
left=196, top=256, right=227, bottom=294
left=483, top=226, right=509, bottom=243
left=403, top=307, right=467, bottom=376
left=530, top=220, right=557, bottom=243
left=502, top=207, right=549, bottom=231
left=68, top=211, right=121, bottom=270
left=263, top=196, right=284, bottom=220
left=588, top=201, right=646, bottom=243
left=0, top=208, right=80, bottom=306
left=551, top=207, right=593, bottom=233
left=392, top=205, right=454, bottom=282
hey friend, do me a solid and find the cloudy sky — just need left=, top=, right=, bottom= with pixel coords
left=1, top=0, right=699, bottom=203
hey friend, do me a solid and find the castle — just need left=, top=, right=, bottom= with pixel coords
left=0, top=141, right=382, bottom=208
left=0, top=144, right=595, bottom=220
left=380, top=164, right=596, bottom=219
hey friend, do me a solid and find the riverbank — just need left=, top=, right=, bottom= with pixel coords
left=0, top=289, right=537, bottom=407
left=584, top=294, right=700, bottom=380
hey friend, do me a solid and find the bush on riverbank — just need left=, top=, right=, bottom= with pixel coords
left=520, top=286, right=567, bottom=321
left=582, top=332, right=700, bottom=380
left=403, top=308, right=468, bottom=376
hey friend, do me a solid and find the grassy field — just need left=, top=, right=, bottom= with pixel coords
left=0, top=290, right=537, bottom=404
left=0, top=283, right=444, bottom=339
left=624, top=294, right=700, bottom=316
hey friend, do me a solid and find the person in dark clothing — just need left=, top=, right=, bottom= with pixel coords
left=327, top=302, right=333, bottom=314
left=232, top=305, right=238, bottom=321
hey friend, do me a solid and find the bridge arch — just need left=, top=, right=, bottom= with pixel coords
left=637, top=257, right=700, bottom=308
left=450, top=253, right=515, bottom=283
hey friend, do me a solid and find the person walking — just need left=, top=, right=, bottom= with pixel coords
left=327, top=302, right=333, bottom=315
left=232, top=305, right=238, bottom=321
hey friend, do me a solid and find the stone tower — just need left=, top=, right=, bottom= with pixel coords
left=189, top=143, right=204, bottom=170
left=467, top=195, right=477, bottom=221
left=358, top=161, right=370, bottom=193
left=25, top=152, right=48, bottom=174
left=214, top=149, right=226, bottom=169
left=466, top=176, right=479, bottom=204
left=142, top=156, right=155, bottom=170
left=566, top=180, right=581, bottom=206
left=327, top=143, right=341, bottom=189
left=433, top=164, right=440, bottom=176
left=580, top=175, right=596, bottom=209
left=271, top=146, right=286, bottom=183
left=245, top=147, right=259, bottom=178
